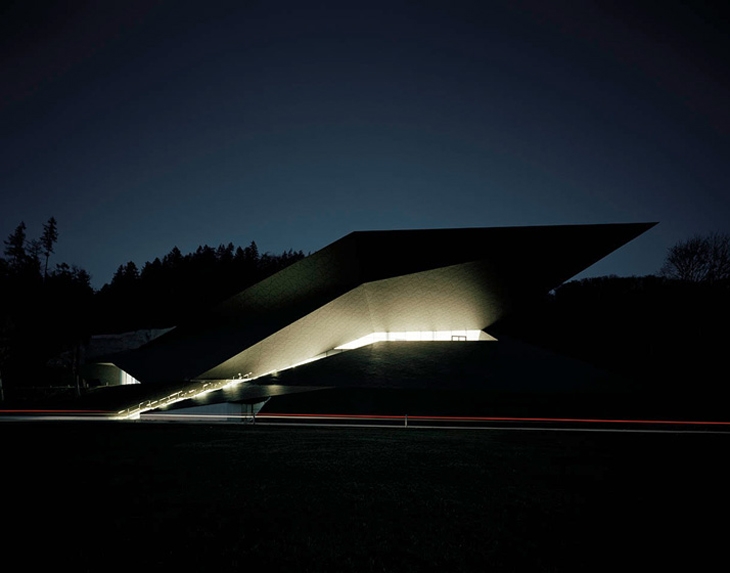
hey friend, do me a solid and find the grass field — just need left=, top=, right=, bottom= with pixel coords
left=2, top=422, right=728, bottom=571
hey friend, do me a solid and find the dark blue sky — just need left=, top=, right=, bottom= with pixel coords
left=2, top=1, right=728, bottom=287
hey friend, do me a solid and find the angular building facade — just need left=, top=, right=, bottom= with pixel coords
left=91, top=223, right=655, bottom=416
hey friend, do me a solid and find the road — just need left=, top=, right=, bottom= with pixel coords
left=4, top=409, right=728, bottom=434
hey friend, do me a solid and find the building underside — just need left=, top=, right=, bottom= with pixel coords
left=87, top=223, right=656, bottom=418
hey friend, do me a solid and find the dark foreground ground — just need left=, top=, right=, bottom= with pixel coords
left=2, top=422, right=728, bottom=572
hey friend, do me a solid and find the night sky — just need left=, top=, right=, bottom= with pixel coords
left=2, top=1, right=728, bottom=288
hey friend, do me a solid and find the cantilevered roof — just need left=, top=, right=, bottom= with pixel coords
left=110, top=223, right=655, bottom=384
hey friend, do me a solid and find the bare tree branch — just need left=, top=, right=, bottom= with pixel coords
left=661, top=233, right=730, bottom=282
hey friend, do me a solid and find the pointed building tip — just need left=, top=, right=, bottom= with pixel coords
left=628, top=221, right=659, bottom=235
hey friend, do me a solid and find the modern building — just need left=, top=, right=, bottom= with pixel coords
left=88, top=223, right=655, bottom=418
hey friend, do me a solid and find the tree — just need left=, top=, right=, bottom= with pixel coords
left=112, top=261, right=139, bottom=285
left=216, top=242, right=234, bottom=263
left=26, top=238, right=43, bottom=263
left=41, top=217, right=58, bottom=279
left=3, top=222, right=27, bottom=269
left=660, top=233, right=730, bottom=283
left=244, top=241, right=259, bottom=263
left=162, top=246, right=183, bottom=268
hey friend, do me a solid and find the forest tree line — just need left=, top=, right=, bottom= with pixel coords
left=95, top=241, right=305, bottom=332
left=0, top=219, right=304, bottom=389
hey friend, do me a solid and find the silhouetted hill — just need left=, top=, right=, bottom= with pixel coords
left=492, top=275, right=730, bottom=396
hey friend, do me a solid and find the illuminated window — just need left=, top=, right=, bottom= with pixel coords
left=336, top=330, right=485, bottom=350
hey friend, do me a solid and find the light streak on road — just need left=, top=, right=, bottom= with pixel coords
left=137, top=411, right=730, bottom=433
left=252, top=413, right=730, bottom=426
left=0, top=409, right=110, bottom=415
left=3, top=410, right=730, bottom=433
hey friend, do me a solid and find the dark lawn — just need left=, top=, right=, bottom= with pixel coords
left=2, top=422, right=728, bottom=571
